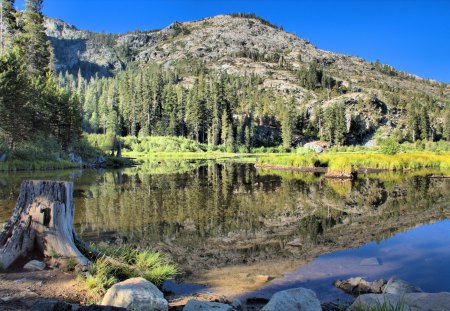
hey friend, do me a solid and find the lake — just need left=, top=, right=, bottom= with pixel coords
left=1, top=160, right=449, bottom=303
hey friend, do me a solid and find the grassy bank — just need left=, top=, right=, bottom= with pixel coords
left=0, top=160, right=82, bottom=172
left=258, top=151, right=450, bottom=175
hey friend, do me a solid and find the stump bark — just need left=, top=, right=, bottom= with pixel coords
left=0, top=180, right=89, bottom=270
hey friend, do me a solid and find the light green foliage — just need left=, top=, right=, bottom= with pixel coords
left=379, top=138, right=400, bottom=155
left=81, top=244, right=178, bottom=301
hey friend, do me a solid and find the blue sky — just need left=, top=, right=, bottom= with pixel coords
left=15, top=0, right=450, bottom=83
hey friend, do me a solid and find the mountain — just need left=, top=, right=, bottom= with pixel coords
left=44, top=14, right=450, bottom=145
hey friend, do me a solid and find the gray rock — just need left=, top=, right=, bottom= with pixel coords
left=0, top=153, right=6, bottom=162
left=68, top=153, right=83, bottom=164
left=183, top=300, right=232, bottom=311
left=348, top=294, right=403, bottom=311
left=403, top=292, right=450, bottom=311
left=231, top=299, right=242, bottom=310
left=24, top=260, right=47, bottom=271
left=92, top=155, right=106, bottom=164
left=349, top=292, right=450, bottom=311
left=261, top=288, right=321, bottom=311
left=303, top=143, right=324, bottom=153
left=101, top=277, right=168, bottom=311
left=383, top=277, right=422, bottom=295
left=360, top=257, right=381, bottom=266
left=334, top=277, right=386, bottom=295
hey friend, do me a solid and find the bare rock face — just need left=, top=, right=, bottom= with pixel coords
left=101, top=277, right=168, bottom=311
left=261, top=288, right=321, bottom=311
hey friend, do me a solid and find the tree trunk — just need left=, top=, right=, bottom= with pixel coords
left=0, top=180, right=89, bottom=271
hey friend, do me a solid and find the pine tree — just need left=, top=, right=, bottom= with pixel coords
left=221, top=109, right=228, bottom=145
left=22, top=0, right=51, bottom=76
left=0, top=48, right=30, bottom=149
left=281, top=97, right=295, bottom=149
left=1, top=0, right=17, bottom=53
left=407, top=103, right=419, bottom=142
left=443, top=111, right=450, bottom=141
left=418, top=106, right=430, bottom=141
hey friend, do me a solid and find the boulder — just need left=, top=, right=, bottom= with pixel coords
left=349, top=292, right=450, bottom=311
left=334, top=277, right=386, bottom=295
left=348, top=294, right=403, bottom=311
left=101, top=277, right=168, bottom=311
left=383, top=277, right=422, bottom=295
left=303, top=142, right=324, bottom=153
left=403, top=292, right=450, bottom=310
left=261, top=288, right=321, bottom=311
left=183, top=300, right=232, bottom=311
left=23, top=260, right=47, bottom=272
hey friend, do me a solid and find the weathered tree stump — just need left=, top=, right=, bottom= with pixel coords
left=0, top=180, right=89, bottom=270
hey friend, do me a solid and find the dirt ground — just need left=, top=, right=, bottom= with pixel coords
left=0, top=269, right=85, bottom=311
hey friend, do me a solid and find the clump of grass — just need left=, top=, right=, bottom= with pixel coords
left=79, top=244, right=179, bottom=302
left=326, top=157, right=353, bottom=176
left=354, top=296, right=410, bottom=311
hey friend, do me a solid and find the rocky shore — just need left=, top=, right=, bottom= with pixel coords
left=2, top=259, right=450, bottom=311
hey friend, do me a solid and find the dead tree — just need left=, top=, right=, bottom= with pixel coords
left=0, top=180, right=90, bottom=270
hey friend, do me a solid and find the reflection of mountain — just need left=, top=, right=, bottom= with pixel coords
left=71, top=163, right=450, bottom=277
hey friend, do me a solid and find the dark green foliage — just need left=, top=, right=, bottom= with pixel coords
left=281, top=97, right=295, bottom=149
left=322, top=104, right=347, bottom=146
left=229, top=12, right=280, bottom=29
left=22, top=0, right=52, bottom=76
left=0, top=0, right=83, bottom=162
left=298, top=61, right=337, bottom=91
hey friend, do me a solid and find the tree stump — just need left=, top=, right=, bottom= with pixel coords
left=0, top=180, right=89, bottom=270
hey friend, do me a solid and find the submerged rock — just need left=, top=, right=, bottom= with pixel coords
left=101, top=277, right=168, bottom=311
left=183, top=300, right=232, bottom=311
left=261, top=288, right=321, bottom=311
left=382, top=277, right=422, bottom=295
left=359, top=257, right=381, bottom=266
left=24, top=260, right=47, bottom=272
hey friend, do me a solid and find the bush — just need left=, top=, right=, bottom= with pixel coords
left=11, top=134, right=63, bottom=161
left=380, top=138, right=400, bottom=155
left=125, top=136, right=207, bottom=153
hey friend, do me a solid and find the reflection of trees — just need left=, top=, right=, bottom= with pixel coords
left=1, top=164, right=449, bottom=272
left=75, top=164, right=450, bottom=253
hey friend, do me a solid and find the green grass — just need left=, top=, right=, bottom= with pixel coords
left=354, top=296, right=410, bottom=311
left=0, top=160, right=82, bottom=171
left=80, top=244, right=178, bottom=302
left=258, top=151, right=450, bottom=174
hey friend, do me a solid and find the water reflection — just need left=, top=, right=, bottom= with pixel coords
left=0, top=161, right=449, bottom=299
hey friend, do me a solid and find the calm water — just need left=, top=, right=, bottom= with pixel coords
left=0, top=161, right=449, bottom=302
